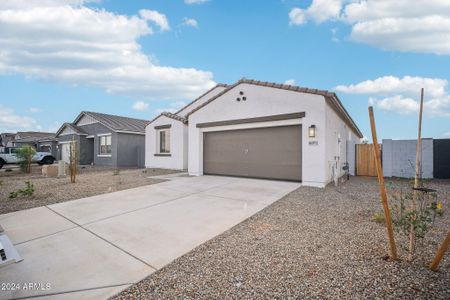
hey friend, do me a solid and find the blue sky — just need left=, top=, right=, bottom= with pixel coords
left=0, top=0, right=449, bottom=140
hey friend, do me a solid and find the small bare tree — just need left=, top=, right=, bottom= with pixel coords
left=69, top=137, right=77, bottom=183
left=16, top=145, right=36, bottom=174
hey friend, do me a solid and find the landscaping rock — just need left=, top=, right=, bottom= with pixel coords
left=112, top=176, right=450, bottom=300
left=0, top=168, right=179, bottom=214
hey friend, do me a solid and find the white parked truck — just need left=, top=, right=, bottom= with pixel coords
left=0, top=147, right=55, bottom=169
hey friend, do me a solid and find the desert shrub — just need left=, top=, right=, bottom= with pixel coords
left=372, top=212, right=386, bottom=224
left=16, top=146, right=36, bottom=173
left=386, top=180, right=445, bottom=258
left=9, top=181, right=35, bottom=199
left=113, top=169, right=120, bottom=176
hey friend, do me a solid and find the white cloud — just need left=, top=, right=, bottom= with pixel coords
left=0, top=0, right=98, bottom=9
left=289, top=0, right=450, bottom=55
left=289, top=8, right=307, bottom=25
left=132, top=101, right=149, bottom=111
left=443, top=132, right=450, bottom=137
left=29, top=107, right=42, bottom=113
left=0, top=3, right=215, bottom=100
left=289, top=0, right=342, bottom=25
left=284, top=79, right=296, bottom=85
left=331, top=27, right=340, bottom=42
left=369, top=96, right=419, bottom=114
left=336, top=76, right=450, bottom=117
left=335, top=76, right=447, bottom=98
left=350, top=16, right=450, bottom=55
left=155, top=101, right=187, bottom=114
left=182, top=17, right=198, bottom=28
left=184, top=0, right=209, bottom=4
left=0, top=105, right=37, bottom=132
left=139, top=9, right=170, bottom=31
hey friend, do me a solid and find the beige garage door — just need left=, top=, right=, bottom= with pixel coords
left=203, top=125, right=302, bottom=181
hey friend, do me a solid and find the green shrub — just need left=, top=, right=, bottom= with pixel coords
left=372, top=212, right=386, bottom=224
left=16, top=146, right=36, bottom=173
left=9, top=181, right=35, bottom=199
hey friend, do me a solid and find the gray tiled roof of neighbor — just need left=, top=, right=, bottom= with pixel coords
left=82, top=111, right=150, bottom=133
left=16, top=131, right=56, bottom=139
left=14, top=131, right=57, bottom=143
left=186, top=78, right=363, bottom=138
left=13, top=136, right=57, bottom=143
left=68, top=124, right=88, bottom=135
left=55, top=123, right=88, bottom=137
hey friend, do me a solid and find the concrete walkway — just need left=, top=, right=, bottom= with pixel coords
left=0, top=175, right=299, bottom=299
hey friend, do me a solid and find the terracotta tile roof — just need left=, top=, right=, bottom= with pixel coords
left=186, top=78, right=363, bottom=138
left=147, top=112, right=188, bottom=126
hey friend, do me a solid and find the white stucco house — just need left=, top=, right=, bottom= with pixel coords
left=145, top=79, right=363, bottom=187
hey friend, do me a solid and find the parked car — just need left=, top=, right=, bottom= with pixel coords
left=0, top=147, right=55, bottom=169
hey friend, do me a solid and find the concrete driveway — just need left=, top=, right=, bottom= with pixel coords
left=0, top=175, right=299, bottom=299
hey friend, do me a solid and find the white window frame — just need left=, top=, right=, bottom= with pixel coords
left=157, top=129, right=171, bottom=154
left=98, top=134, right=112, bottom=157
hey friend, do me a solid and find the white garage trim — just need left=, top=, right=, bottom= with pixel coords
left=201, top=118, right=302, bottom=133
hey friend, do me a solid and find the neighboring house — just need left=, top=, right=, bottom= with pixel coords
left=145, top=79, right=363, bottom=187
left=0, top=133, right=15, bottom=152
left=9, top=132, right=58, bottom=157
left=55, top=111, right=148, bottom=167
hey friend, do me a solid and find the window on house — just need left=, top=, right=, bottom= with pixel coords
left=159, top=130, right=170, bottom=153
left=99, top=135, right=112, bottom=154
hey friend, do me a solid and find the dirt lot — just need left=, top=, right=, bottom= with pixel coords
left=0, top=167, right=180, bottom=214
left=114, top=177, right=450, bottom=300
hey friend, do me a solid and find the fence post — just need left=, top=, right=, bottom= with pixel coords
left=430, top=230, right=450, bottom=271
left=369, top=106, right=398, bottom=260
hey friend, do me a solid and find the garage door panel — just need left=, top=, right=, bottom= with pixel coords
left=203, top=125, right=302, bottom=181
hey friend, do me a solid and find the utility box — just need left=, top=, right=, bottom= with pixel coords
left=41, top=161, right=68, bottom=177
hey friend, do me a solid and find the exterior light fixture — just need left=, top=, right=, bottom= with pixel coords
left=308, top=125, right=316, bottom=138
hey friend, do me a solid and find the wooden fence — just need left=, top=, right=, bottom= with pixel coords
left=356, top=144, right=379, bottom=177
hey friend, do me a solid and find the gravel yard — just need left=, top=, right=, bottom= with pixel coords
left=0, top=167, right=179, bottom=214
left=113, top=176, right=450, bottom=300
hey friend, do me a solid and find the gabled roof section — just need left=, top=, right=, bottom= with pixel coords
left=16, top=131, right=55, bottom=139
left=74, top=111, right=149, bottom=133
left=147, top=112, right=188, bottom=127
left=55, top=123, right=88, bottom=137
left=175, top=84, right=228, bottom=117
left=186, top=78, right=363, bottom=138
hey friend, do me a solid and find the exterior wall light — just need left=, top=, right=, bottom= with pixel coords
left=309, top=125, right=316, bottom=138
